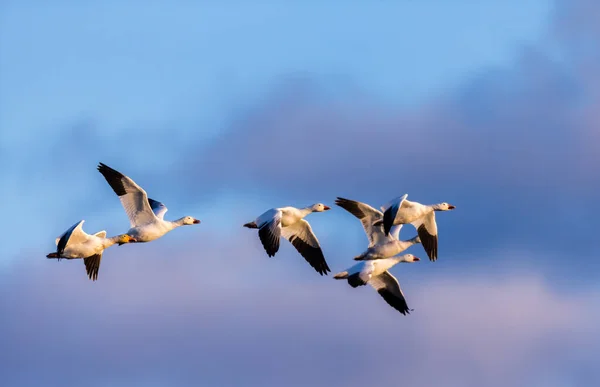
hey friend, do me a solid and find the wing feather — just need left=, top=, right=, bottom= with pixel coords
left=83, top=253, right=102, bottom=281
left=97, top=163, right=157, bottom=227
left=382, top=194, right=408, bottom=236
left=411, top=212, right=438, bottom=261
left=369, top=271, right=412, bottom=315
left=389, top=224, right=403, bottom=241
left=56, top=220, right=88, bottom=254
left=281, top=219, right=331, bottom=275
left=335, top=197, right=390, bottom=247
left=257, top=210, right=282, bottom=257
left=148, top=198, right=168, bottom=220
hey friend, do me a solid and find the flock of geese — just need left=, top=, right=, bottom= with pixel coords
left=47, top=162, right=455, bottom=315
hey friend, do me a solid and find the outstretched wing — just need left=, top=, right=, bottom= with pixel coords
left=281, top=219, right=331, bottom=275
left=56, top=220, right=88, bottom=254
left=411, top=212, right=438, bottom=261
left=381, top=194, right=408, bottom=236
left=148, top=198, right=168, bottom=220
left=389, top=224, right=403, bottom=241
left=369, top=271, right=411, bottom=315
left=257, top=209, right=282, bottom=257
left=97, top=163, right=157, bottom=227
left=83, top=253, right=103, bottom=281
left=335, top=197, right=390, bottom=247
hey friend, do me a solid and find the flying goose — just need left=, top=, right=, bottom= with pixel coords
left=334, top=254, right=420, bottom=315
left=97, top=163, right=200, bottom=243
left=46, top=220, right=136, bottom=281
left=335, top=197, right=421, bottom=261
left=379, top=194, right=455, bottom=262
left=244, top=204, right=332, bottom=275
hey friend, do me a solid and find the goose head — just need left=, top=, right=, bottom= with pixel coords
left=434, top=202, right=456, bottom=211
left=182, top=216, right=201, bottom=225
left=310, top=203, right=331, bottom=212
left=117, top=234, right=137, bottom=246
left=400, top=254, right=420, bottom=263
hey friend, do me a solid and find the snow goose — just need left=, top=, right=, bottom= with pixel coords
left=335, top=197, right=421, bottom=261
left=97, top=163, right=200, bottom=243
left=379, top=194, right=455, bottom=262
left=243, top=204, right=332, bottom=275
left=46, top=220, right=136, bottom=281
left=334, top=254, right=420, bottom=315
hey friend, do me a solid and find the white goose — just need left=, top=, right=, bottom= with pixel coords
left=379, top=194, right=455, bottom=262
left=335, top=197, right=421, bottom=261
left=333, top=253, right=420, bottom=315
left=46, top=220, right=136, bottom=281
left=243, top=204, right=332, bottom=275
left=97, top=163, right=201, bottom=243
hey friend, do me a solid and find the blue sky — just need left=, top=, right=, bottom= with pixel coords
left=2, top=1, right=600, bottom=386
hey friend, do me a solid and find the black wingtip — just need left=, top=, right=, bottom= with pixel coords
left=417, top=224, right=438, bottom=262
left=97, top=162, right=128, bottom=196
left=315, top=262, right=331, bottom=276
left=334, top=197, right=367, bottom=220
left=84, top=254, right=101, bottom=281
left=287, top=235, right=331, bottom=276
left=258, top=224, right=280, bottom=257
left=382, top=208, right=394, bottom=236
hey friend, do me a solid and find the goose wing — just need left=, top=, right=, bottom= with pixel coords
left=346, top=261, right=374, bottom=287
left=80, top=231, right=107, bottom=281
left=411, top=212, right=438, bottom=261
left=389, top=224, right=403, bottom=241
left=381, top=194, right=408, bottom=236
left=281, top=219, right=331, bottom=275
left=83, top=253, right=103, bottom=281
left=256, top=209, right=282, bottom=257
left=56, top=220, right=88, bottom=255
left=369, top=270, right=411, bottom=315
left=148, top=198, right=168, bottom=220
left=335, top=197, right=390, bottom=247
left=97, top=163, right=158, bottom=227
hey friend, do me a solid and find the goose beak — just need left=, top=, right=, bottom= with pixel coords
left=193, top=219, right=201, bottom=224
left=413, top=257, right=420, bottom=261
left=128, top=237, right=137, bottom=243
left=323, top=206, right=331, bottom=211
left=448, top=205, right=456, bottom=210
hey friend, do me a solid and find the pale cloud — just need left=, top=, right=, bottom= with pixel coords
left=2, top=241, right=599, bottom=386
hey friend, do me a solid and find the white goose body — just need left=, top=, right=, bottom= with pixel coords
left=125, top=217, right=183, bottom=242
left=97, top=163, right=200, bottom=243
left=380, top=194, right=455, bottom=262
left=59, top=233, right=112, bottom=259
left=46, top=220, right=135, bottom=281
left=335, top=197, right=420, bottom=261
left=333, top=253, right=420, bottom=315
left=244, top=203, right=332, bottom=275
left=359, top=237, right=420, bottom=260
left=263, top=206, right=311, bottom=228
